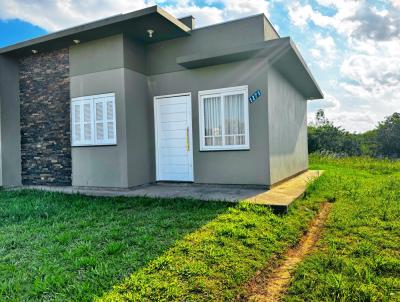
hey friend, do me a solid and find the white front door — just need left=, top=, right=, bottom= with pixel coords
left=154, top=93, right=194, bottom=182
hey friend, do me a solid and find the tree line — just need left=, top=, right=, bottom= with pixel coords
left=308, top=110, right=400, bottom=158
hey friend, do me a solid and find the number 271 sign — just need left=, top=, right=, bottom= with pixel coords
left=249, top=90, right=262, bottom=103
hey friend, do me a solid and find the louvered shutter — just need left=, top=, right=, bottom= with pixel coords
left=106, top=97, right=116, bottom=143
left=94, top=95, right=116, bottom=145
left=82, top=100, right=94, bottom=144
left=71, top=93, right=116, bottom=146
left=71, top=102, right=82, bottom=145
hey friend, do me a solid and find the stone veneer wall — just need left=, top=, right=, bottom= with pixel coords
left=19, top=48, right=72, bottom=186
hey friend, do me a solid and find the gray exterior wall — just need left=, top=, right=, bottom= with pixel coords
left=267, top=67, right=308, bottom=185
left=70, top=34, right=153, bottom=188
left=146, top=14, right=267, bottom=75
left=125, top=68, right=154, bottom=187
left=148, top=58, right=270, bottom=186
left=70, top=68, right=128, bottom=187
left=0, top=56, right=21, bottom=187
left=69, top=15, right=280, bottom=188
left=70, top=34, right=125, bottom=77
left=0, top=12, right=310, bottom=189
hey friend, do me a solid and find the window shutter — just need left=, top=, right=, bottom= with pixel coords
left=72, top=102, right=82, bottom=145
left=71, top=93, right=116, bottom=146
left=82, top=100, right=94, bottom=144
left=94, top=95, right=116, bottom=145
left=106, top=98, right=116, bottom=142
left=95, top=98, right=105, bottom=143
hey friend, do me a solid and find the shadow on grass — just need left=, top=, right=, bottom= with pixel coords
left=0, top=189, right=232, bottom=301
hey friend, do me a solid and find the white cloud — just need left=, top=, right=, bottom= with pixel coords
left=308, top=107, right=380, bottom=133
left=0, top=0, right=158, bottom=31
left=327, top=111, right=378, bottom=133
left=162, top=5, right=224, bottom=27
left=392, top=0, right=400, bottom=7
left=310, top=33, right=337, bottom=68
left=215, top=0, right=271, bottom=19
left=288, top=0, right=400, bottom=132
left=340, top=47, right=400, bottom=99
left=287, top=0, right=361, bottom=34
left=312, top=92, right=340, bottom=110
left=0, top=0, right=272, bottom=31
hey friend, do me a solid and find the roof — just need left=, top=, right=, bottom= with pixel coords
left=177, top=37, right=323, bottom=100
left=0, top=6, right=191, bottom=57
left=0, top=6, right=322, bottom=99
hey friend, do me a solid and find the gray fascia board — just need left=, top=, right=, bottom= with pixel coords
left=0, top=5, right=190, bottom=55
left=289, top=38, right=324, bottom=99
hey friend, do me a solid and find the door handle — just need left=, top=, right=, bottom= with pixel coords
left=186, top=127, right=190, bottom=151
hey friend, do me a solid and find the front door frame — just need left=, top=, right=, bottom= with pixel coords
left=154, top=92, right=194, bottom=182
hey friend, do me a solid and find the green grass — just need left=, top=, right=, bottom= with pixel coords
left=0, top=191, right=229, bottom=301
left=4, top=156, right=397, bottom=301
left=0, top=182, right=325, bottom=301
left=285, top=155, right=400, bottom=302
left=97, top=200, right=324, bottom=302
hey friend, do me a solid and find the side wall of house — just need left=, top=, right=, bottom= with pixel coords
left=19, top=49, right=71, bottom=186
left=0, top=56, right=22, bottom=187
left=267, top=67, right=308, bottom=185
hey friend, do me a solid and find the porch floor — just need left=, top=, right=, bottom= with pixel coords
left=21, top=170, right=323, bottom=212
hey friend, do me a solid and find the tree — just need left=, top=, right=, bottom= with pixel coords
left=375, top=113, right=400, bottom=157
left=308, top=109, right=362, bottom=156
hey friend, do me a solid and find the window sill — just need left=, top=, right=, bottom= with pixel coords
left=200, top=146, right=250, bottom=152
left=71, top=144, right=117, bottom=148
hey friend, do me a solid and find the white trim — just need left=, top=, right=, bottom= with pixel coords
left=71, top=93, right=117, bottom=147
left=198, top=85, right=250, bottom=151
left=198, top=85, right=249, bottom=96
left=154, top=92, right=194, bottom=182
left=154, top=92, right=191, bottom=99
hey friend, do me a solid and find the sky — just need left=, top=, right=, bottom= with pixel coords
left=0, top=0, right=399, bottom=133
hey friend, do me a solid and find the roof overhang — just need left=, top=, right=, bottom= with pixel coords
left=0, top=6, right=191, bottom=57
left=177, top=37, right=323, bottom=100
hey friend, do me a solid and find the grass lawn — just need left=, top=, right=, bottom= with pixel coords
left=0, top=182, right=324, bottom=301
left=0, top=192, right=229, bottom=301
left=2, top=156, right=398, bottom=301
left=285, top=156, right=400, bottom=301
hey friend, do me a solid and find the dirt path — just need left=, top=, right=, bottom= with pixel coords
left=238, top=202, right=332, bottom=302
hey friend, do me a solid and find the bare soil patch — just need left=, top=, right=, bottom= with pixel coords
left=237, top=202, right=332, bottom=302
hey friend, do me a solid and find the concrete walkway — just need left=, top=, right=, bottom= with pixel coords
left=21, top=170, right=322, bottom=211
left=244, top=170, right=323, bottom=211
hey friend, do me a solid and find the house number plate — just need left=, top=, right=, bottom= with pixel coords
left=249, top=89, right=262, bottom=103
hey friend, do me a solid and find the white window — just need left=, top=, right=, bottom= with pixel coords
left=71, top=93, right=116, bottom=146
left=199, top=86, right=250, bottom=151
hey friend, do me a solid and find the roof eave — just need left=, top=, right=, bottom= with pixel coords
left=0, top=5, right=191, bottom=56
left=288, top=38, right=324, bottom=99
left=177, top=37, right=323, bottom=100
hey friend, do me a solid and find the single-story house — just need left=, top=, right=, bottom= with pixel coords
left=0, top=6, right=323, bottom=190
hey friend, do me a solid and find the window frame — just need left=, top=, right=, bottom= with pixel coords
left=71, top=93, right=117, bottom=147
left=198, top=85, right=250, bottom=151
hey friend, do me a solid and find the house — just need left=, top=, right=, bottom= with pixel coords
left=0, top=6, right=323, bottom=190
